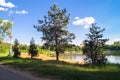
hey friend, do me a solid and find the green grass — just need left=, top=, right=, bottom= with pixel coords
left=0, top=53, right=9, bottom=57
left=0, top=56, right=120, bottom=80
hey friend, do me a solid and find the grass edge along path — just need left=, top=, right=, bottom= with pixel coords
left=0, top=56, right=120, bottom=80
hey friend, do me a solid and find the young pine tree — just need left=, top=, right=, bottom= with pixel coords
left=13, top=39, right=21, bottom=58
left=29, top=38, right=38, bottom=58
left=82, top=23, right=109, bottom=65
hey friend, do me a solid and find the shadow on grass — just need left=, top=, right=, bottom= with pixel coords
left=0, top=56, right=120, bottom=80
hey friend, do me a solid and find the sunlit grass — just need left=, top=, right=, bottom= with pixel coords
left=0, top=53, right=9, bottom=57
left=0, top=56, right=120, bottom=80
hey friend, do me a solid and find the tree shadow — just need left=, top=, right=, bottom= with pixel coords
left=0, top=56, right=120, bottom=80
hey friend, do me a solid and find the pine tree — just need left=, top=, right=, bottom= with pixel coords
left=29, top=38, right=38, bottom=58
left=82, top=23, right=109, bottom=65
left=34, top=4, right=75, bottom=61
left=13, top=39, right=21, bottom=58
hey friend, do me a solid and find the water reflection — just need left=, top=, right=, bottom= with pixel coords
left=65, top=54, right=120, bottom=64
left=66, top=54, right=86, bottom=62
left=106, top=55, right=120, bottom=64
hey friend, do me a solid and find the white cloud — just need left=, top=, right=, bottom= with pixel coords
left=73, top=16, right=95, bottom=29
left=74, top=17, right=80, bottom=20
left=0, top=7, right=8, bottom=12
left=0, top=0, right=15, bottom=8
left=16, top=10, right=28, bottom=14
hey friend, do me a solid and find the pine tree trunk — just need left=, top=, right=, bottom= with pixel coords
left=56, top=50, right=59, bottom=61
left=31, top=54, right=33, bottom=59
left=55, top=38, right=59, bottom=61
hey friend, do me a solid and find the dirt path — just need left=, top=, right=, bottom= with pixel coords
left=0, top=64, right=52, bottom=80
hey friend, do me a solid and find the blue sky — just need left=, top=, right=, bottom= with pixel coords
left=0, top=0, right=120, bottom=45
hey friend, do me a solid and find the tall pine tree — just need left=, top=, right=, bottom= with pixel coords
left=34, top=4, right=75, bottom=61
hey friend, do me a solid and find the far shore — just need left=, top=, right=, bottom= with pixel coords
left=20, top=53, right=86, bottom=64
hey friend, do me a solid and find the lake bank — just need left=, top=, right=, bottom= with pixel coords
left=1, top=52, right=120, bottom=64
left=0, top=56, right=120, bottom=80
left=20, top=53, right=86, bottom=64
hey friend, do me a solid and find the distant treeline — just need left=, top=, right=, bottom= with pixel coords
left=1, top=42, right=120, bottom=54
left=103, top=44, right=120, bottom=51
left=0, top=43, right=81, bottom=53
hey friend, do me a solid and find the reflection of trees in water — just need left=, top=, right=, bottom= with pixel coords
left=106, top=55, right=120, bottom=64
left=65, top=54, right=86, bottom=62
left=62, top=53, right=120, bottom=64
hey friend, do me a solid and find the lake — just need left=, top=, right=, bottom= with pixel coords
left=64, top=54, right=120, bottom=64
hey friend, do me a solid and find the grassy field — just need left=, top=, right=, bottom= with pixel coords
left=0, top=53, right=120, bottom=80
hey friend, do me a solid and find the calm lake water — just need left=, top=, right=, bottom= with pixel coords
left=64, top=54, right=120, bottom=64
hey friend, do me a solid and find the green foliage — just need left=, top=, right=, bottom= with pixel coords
left=65, top=44, right=81, bottom=52
left=0, top=43, right=10, bottom=53
left=29, top=38, right=38, bottom=58
left=19, top=44, right=29, bottom=52
left=103, top=44, right=120, bottom=52
left=0, top=18, right=12, bottom=44
left=82, top=23, right=109, bottom=65
left=13, top=39, right=21, bottom=58
left=0, top=18, right=12, bottom=54
left=1, top=57, right=120, bottom=80
left=34, top=4, right=75, bottom=61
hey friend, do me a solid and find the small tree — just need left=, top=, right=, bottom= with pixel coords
left=34, top=4, right=75, bottom=61
left=29, top=38, right=38, bottom=58
left=82, top=23, right=108, bottom=65
left=13, top=39, right=21, bottom=58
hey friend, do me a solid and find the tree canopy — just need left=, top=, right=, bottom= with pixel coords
left=0, top=18, right=12, bottom=44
